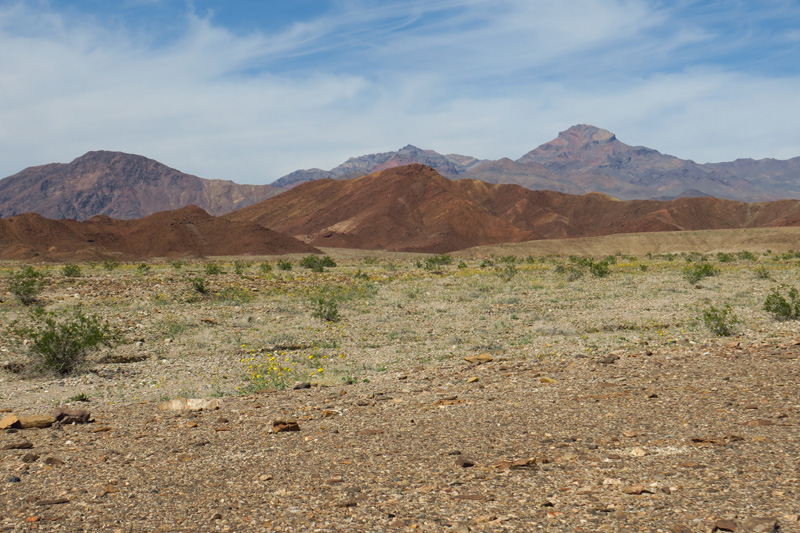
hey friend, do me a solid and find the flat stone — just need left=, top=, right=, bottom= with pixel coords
left=21, top=453, right=39, bottom=463
left=0, top=413, right=20, bottom=430
left=715, top=519, right=737, bottom=531
left=157, top=398, right=222, bottom=412
left=622, top=484, right=653, bottom=495
left=271, top=419, right=300, bottom=433
left=741, top=517, right=779, bottom=532
left=3, top=440, right=33, bottom=450
left=52, top=408, right=91, bottom=424
left=464, top=354, right=493, bottom=364
left=18, top=415, right=56, bottom=429
left=292, top=381, right=311, bottom=390
left=455, top=457, right=476, bottom=468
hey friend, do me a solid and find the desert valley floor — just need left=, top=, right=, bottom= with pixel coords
left=2, top=229, right=800, bottom=532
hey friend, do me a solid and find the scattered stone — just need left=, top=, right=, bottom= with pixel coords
left=18, top=415, right=56, bottom=429
left=455, top=457, right=476, bottom=468
left=622, top=484, right=653, bottom=495
left=158, top=398, right=222, bottom=412
left=8, top=476, right=21, bottom=483
left=540, top=377, right=557, bottom=384
left=3, top=441, right=33, bottom=450
left=52, top=408, right=91, bottom=425
left=630, top=447, right=648, bottom=457
left=740, top=517, right=779, bottom=532
left=356, top=429, right=384, bottom=436
left=714, top=519, right=737, bottom=531
left=21, top=453, right=39, bottom=463
left=0, top=413, right=20, bottom=430
left=292, top=381, right=311, bottom=390
left=271, top=419, right=300, bottom=433
left=491, top=458, right=538, bottom=470
left=598, top=354, right=620, bottom=364
left=466, top=377, right=479, bottom=383
left=36, top=498, right=70, bottom=506
left=321, top=410, right=341, bottom=417
left=453, top=494, right=487, bottom=502
left=743, top=419, right=774, bottom=427
left=43, top=457, right=65, bottom=466
left=464, top=353, right=493, bottom=364
left=24, top=516, right=40, bottom=523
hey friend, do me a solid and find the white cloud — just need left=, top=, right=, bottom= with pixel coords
left=0, top=0, right=798, bottom=184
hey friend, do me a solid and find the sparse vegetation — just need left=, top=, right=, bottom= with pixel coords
left=701, top=303, right=739, bottom=336
left=204, top=262, right=224, bottom=275
left=300, top=255, right=337, bottom=272
left=22, top=308, right=116, bottom=375
left=62, top=263, right=82, bottom=277
left=764, top=286, right=800, bottom=321
left=8, top=265, right=47, bottom=305
left=683, top=263, right=719, bottom=284
left=136, top=263, right=152, bottom=275
left=276, top=259, right=292, bottom=271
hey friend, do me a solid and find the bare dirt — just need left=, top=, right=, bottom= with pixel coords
left=1, top=240, right=800, bottom=531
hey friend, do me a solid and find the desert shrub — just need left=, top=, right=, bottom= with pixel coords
left=276, top=259, right=292, bottom=271
left=204, top=262, right=224, bottom=275
left=716, top=252, right=735, bottom=263
left=169, top=259, right=186, bottom=270
left=190, top=277, right=208, bottom=295
left=457, top=261, right=467, bottom=269
left=423, top=255, right=452, bottom=270
left=480, top=259, right=494, bottom=268
left=259, top=262, right=273, bottom=274
left=363, top=257, right=378, bottom=266
left=8, top=265, right=47, bottom=306
left=589, top=259, right=611, bottom=278
left=764, top=286, right=800, bottom=321
left=102, top=259, right=119, bottom=271
left=683, top=263, right=719, bottom=284
left=737, top=251, right=758, bottom=261
left=639, top=264, right=649, bottom=272
left=24, top=309, right=116, bottom=375
left=136, top=263, right=152, bottom=275
left=701, top=304, right=739, bottom=336
left=311, top=296, right=341, bottom=322
left=233, top=259, right=252, bottom=276
left=214, top=286, right=254, bottom=304
left=496, top=262, right=517, bottom=282
left=753, top=266, right=772, bottom=280
left=353, top=269, right=369, bottom=280
left=62, top=263, right=82, bottom=277
left=300, top=255, right=336, bottom=272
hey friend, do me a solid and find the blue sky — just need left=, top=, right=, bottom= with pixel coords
left=1, top=0, right=800, bottom=184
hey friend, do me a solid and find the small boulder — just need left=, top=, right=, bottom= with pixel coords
left=52, top=408, right=91, bottom=425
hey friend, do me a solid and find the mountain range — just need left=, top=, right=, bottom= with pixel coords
left=0, top=151, right=281, bottom=221
left=274, top=125, right=800, bottom=202
left=2, top=124, right=800, bottom=222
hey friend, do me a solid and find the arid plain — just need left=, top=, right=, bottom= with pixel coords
left=2, top=229, right=800, bottom=532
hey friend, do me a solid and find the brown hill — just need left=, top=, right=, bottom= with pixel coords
left=0, top=205, right=319, bottom=261
left=0, top=151, right=282, bottom=221
left=228, top=164, right=800, bottom=253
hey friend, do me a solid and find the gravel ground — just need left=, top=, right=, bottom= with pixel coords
left=1, top=250, right=799, bottom=532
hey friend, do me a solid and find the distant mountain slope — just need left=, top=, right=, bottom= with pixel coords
left=271, top=144, right=486, bottom=189
left=0, top=151, right=282, bottom=220
left=229, top=164, right=800, bottom=253
left=271, top=125, right=800, bottom=202
left=0, top=205, right=319, bottom=261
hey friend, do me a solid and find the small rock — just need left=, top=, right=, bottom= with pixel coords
left=356, top=429, right=384, bottom=436
left=158, top=398, right=222, bottom=412
left=36, top=498, right=70, bottom=506
left=18, top=415, right=56, bottom=429
left=540, top=377, right=557, bottom=384
left=714, top=519, right=737, bottom=531
left=2, top=441, right=33, bottom=450
left=271, top=419, right=300, bottom=433
left=8, top=476, right=21, bottom=483
left=466, top=377, right=479, bottom=383
left=52, top=408, right=91, bottom=425
left=743, top=419, right=774, bottom=427
left=464, top=353, right=493, bottom=364
left=0, top=413, right=20, bottom=430
left=622, top=484, right=653, bottom=495
left=24, top=516, right=40, bottom=523
left=43, top=457, right=65, bottom=466
left=292, top=381, right=311, bottom=390
left=630, top=447, right=648, bottom=457
left=598, top=354, right=620, bottom=364
left=21, top=453, right=39, bottom=463
left=455, top=457, right=476, bottom=468
left=741, top=517, right=779, bottom=532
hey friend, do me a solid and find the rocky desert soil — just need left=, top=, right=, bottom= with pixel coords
left=1, top=244, right=800, bottom=532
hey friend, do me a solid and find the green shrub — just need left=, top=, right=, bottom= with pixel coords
left=496, top=263, right=517, bottom=282
left=276, top=260, right=292, bottom=271
left=102, top=260, right=119, bottom=271
left=589, top=259, right=611, bottom=278
left=62, top=263, right=82, bottom=277
left=457, top=261, right=467, bottom=269
left=764, top=286, right=800, bottom=320
left=701, top=304, right=739, bottom=336
left=136, top=263, right=152, bottom=275
left=233, top=259, right=251, bottom=276
left=169, top=259, right=186, bottom=270
left=423, top=255, right=452, bottom=270
left=737, top=251, right=758, bottom=261
left=259, top=262, right=273, bottom=274
left=204, top=262, right=224, bottom=275
left=24, top=309, right=116, bottom=375
left=311, top=296, right=341, bottom=322
left=190, top=277, right=208, bottom=295
left=716, top=252, right=735, bottom=263
left=753, top=266, right=772, bottom=280
left=300, top=255, right=336, bottom=272
left=8, top=265, right=47, bottom=306
left=683, top=263, right=719, bottom=284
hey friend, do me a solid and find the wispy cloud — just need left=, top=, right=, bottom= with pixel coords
left=0, top=0, right=799, bottom=183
